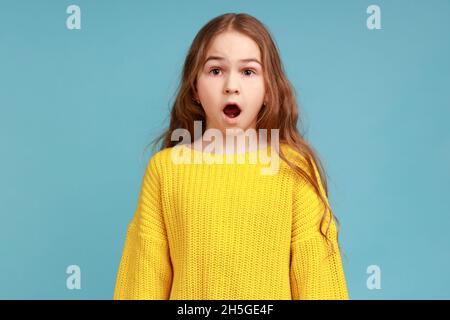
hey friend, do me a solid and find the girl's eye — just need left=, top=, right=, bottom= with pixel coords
left=209, top=68, right=222, bottom=76
left=243, top=69, right=256, bottom=76
left=208, top=68, right=257, bottom=76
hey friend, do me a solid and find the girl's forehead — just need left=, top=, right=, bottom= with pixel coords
left=202, top=34, right=262, bottom=64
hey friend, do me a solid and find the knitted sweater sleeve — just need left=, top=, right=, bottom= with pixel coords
left=289, top=159, right=349, bottom=300
left=113, top=153, right=173, bottom=300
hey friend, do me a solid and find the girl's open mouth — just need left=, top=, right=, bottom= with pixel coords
left=222, top=103, right=241, bottom=118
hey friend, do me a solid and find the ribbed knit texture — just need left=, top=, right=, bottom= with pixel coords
left=113, top=143, right=349, bottom=300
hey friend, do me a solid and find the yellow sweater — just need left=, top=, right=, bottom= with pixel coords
left=113, top=143, right=349, bottom=300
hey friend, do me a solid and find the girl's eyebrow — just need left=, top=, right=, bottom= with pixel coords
left=204, top=55, right=262, bottom=67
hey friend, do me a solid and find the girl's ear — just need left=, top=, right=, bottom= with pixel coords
left=192, top=89, right=201, bottom=105
left=192, top=84, right=199, bottom=100
left=192, top=92, right=199, bottom=103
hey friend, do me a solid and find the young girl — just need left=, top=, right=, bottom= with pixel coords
left=113, top=13, right=349, bottom=300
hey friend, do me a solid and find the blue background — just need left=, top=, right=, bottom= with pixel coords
left=1, top=0, right=449, bottom=299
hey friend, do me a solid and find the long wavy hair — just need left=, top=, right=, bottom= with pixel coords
left=146, top=13, right=343, bottom=258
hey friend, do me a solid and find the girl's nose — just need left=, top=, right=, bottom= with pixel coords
left=224, top=87, right=239, bottom=94
left=224, top=72, right=240, bottom=95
